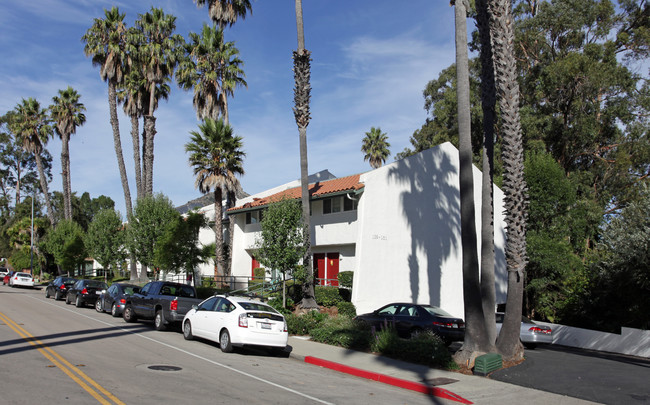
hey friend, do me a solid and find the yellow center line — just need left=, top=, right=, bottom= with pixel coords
left=0, top=311, right=125, bottom=405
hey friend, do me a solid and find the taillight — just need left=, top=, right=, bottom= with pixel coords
left=60, top=285, right=65, bottom=290
left=239, top=313, right=248, bottom=328
left=433, top=321, right=456, bottom=328
left=170, top=298, right=178, bottom=311
left=529, top=326, right=552, bottom=335
left=81, top=288, right=88, bottom=295
left=283, top=320, right=287, bottom=332
left=119, top=298, right=126, bottom=304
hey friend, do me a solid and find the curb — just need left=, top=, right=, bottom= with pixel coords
left=303, top=356, right=473, bottom=404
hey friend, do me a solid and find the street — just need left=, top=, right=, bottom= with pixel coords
left=0, top=286, right=442, bottom=405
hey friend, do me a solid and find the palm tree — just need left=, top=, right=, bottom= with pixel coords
left=185, top=118, right=245, bottom=281
left=194, top=0, right=252, bottom=29
left=361, top=127, right=391, bottom=169
left=451, top=0, right=491, bottom=367
left=11, top=98, right=56, bottom=226
left=490, top=0, right=529, bottom=361
left=134, top=7, right=183, bottom=196
left=177, top=23, right=247, bottom=123
left=293, top=0, right=317, bottom=309
left=50, top=87, right=86, bottom=221
left=82, top=6, right=133, bottom=217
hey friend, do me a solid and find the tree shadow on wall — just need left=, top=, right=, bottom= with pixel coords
left=387, top=147, right=460, bottom=307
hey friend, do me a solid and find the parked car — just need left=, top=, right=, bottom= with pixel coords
left=182, top=295, right=288, bottom=354
left=3, top=271, right=15, bottom=285
left=66, top=279, right=108, bottom=308
left=0, top=267, right=8, bottom=280
left=354, top=303, right=465, bottom=345
left=45, top=277, right=78, bottom=300
left=495, top=312, right=553, bottom=349
left=95, top=283, right=140, bottom=317
left=10, top=272, right=34, bottom=288
left=122, top=281, right=203, bottom=331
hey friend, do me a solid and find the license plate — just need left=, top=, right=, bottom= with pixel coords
left=260, top=323, right=272, bottom=330
left=95, top=291, right=101, bottom=295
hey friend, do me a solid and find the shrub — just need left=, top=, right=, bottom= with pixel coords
left=337, top=271, right=353, bottom=289
left=315, top=286, right=342, bottom=307
left=286, top=311, right=329, bottom=335
left=369, top=325, right=455, bottom=369
left=310, top=316, right=372, bottom=350
left=336, top=301, right=357, bottom=318
left=268, top=296, right=294, bottom=315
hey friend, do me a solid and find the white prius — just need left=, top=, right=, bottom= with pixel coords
left=182, top=294, right=288, bottom=354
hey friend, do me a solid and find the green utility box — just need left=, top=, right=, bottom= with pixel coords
left=473, top=353, right=503, bottom=376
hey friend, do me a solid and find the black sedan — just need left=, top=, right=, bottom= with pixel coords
left=95, top=283, right=140, bottom=317
left=45, top=276, right=78, bottom=301
left=66, top=279, right=108, bottom=308
left=355, top=303, right=465, bottom=345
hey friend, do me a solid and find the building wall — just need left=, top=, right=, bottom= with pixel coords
left=351, top=142, right=507, bottom=317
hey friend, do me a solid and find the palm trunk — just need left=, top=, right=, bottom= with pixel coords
left=452, top=0, right=490, bottom=367
left=490, top=0, right=528, bottom=361
left=214, top=187, right=224, bottom=281
left=34, top=153, right=55, bottom=227
left=143, top=115, right=156, bottom=196
left=130, top=115, right=143, bottom=201
left=476, top=0, right=498, bottom=347
left=108, top=80, right=133, bottom=217
left=294, top=0, right=317, bottom=309
left=61, top=135, right=72, bottom=220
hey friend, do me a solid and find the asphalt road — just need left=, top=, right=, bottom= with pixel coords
left=0, top=285, right=443, bottom=405
left=490, top=338, right=650, bottom=404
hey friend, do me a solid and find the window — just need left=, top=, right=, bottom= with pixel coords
left=323, top=195, right=357, bottom=214
left=198, top=297, right=218, bottom=311
left=245, top=210, right=263, bottom=224
left=344, top=197, right=357, bottom=211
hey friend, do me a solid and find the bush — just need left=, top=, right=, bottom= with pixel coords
left=369, top=325, right=455, bottom=369
left=336, top=301, right=356, bottom=318
left=268, top=296, right=294, bottom=315
left=315, top=286, right=342, bottom=307
left=310, top=316, right=372, bottom=350
left=286, top=311, right=329, bottom=335
left=337, top=271, right=353, bottom=289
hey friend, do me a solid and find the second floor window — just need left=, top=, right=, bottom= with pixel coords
left=323, top=195, right=357, bottom=214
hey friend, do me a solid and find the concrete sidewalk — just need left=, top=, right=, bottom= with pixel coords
left=287, top=336, right=600, bottom=404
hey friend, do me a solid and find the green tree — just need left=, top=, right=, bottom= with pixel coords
left=126, top=193, right=179, bottom=279
left=86, top=208, right=126, bottom=280
left=134, top=7, right=184, bottom=196
left=361, top=127, right=391, bottom=169
left=42, top=219, right=86, bottom=275
left=10, top=98, right=56, bottom=226
left=82, top=7, right=133, bottom=217
left=194, top=0, right=252, bottom=29
left=154, top=211, right=213, bottom=283
left=50, top=87, right=86, bottom=221
left=293, top=0, right=317, bottom=309
left=185, top=118, right=244, bottom=281
left=255, top=198, right=307, bottom=307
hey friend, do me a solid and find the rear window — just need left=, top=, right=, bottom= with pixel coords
left=88, top=281, right=107, bottom=288
left=16, top=272, right=31, bottom=277
left=422, top=305, right=453, bottom=317
left=239, top=302, right=278, bottom=313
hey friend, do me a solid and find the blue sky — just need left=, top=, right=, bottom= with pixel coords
left=0, top=0, right=457, bottom=216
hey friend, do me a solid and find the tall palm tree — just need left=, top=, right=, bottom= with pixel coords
left=50, top=87, right=86, bottom=221
left=11, top=98, right=56, bottom=226
left=177, top=23, right=247, bottom=123
left=490, top=0, right=529, bottom=361
left=135, top=7, right=184, bottom=196
left=185, top=118, right=245, bottom=281
left=82, top=6, right=133, bottom=217
left=293, top=0, right=317, bottom=309
left=194, top=0, right=252, bottom=29
left=451, top=0, right=491, bottom=367
left=361, top=127, right=391, bottom=169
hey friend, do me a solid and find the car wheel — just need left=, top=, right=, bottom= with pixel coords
left=45, top=289, right=50, bottom=298
left=154, top=310, right=167, bottom=331
left=95, top=299, right=103, bottom=312
left=220, top=329, right=233, bottom=353
left=75, top=295, right=83, bottom=308
left=54, top=291, right=60, bottom=301
left=111, top=303, right=119, bottom=317
left=123, top=305, right=136, bottom=323
left=66, top=295, right=72, bottom=305
left=183, top=320, right=193, bottom=340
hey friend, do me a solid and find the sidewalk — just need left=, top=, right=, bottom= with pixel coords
left=287, top=336, right=600, bottom=405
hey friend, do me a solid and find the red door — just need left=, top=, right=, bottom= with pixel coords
left=313, top=254, right=326, bottom=286
left=327, top=253, right=339, bottom=286
left=251, top=256, right=261, bottom=279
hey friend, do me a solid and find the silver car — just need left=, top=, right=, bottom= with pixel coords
left=495, top=312, right=553, bottom=349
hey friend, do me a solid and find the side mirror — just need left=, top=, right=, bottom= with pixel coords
left=192, top=304, right=198, bottom=310
left=140, top=290, right=147, bottom=296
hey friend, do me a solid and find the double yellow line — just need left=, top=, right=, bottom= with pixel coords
left=0, top=311, right=125, bottom=405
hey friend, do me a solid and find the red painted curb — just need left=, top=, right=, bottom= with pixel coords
left=304, top=356, right=473, bottom=404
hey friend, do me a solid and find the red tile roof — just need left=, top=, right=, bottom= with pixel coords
left=228, top=174, right=364, bottom=212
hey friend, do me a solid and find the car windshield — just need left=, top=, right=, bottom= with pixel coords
left=239, top=302, right=278, bottom=313
left=88, top=281, right=107, bottom=288
left=123, top=286, right=138, bottom=294
left=422, top=305, right=453, bottom=317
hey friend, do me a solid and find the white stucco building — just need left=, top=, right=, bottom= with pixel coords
left=213, top=142, right=509, bottom=317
